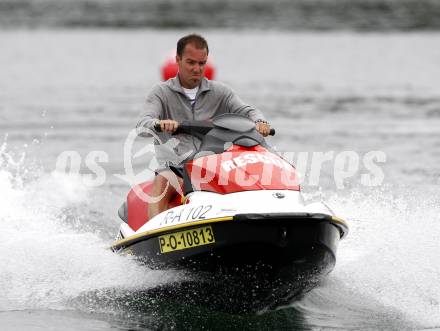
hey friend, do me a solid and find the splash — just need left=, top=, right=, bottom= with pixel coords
left=300, top=187, right=440, bottom=328
left=0, top=143, right=181, bottom=312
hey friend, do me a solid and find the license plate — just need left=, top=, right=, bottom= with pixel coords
left=158, top=226, right=215, bottom=253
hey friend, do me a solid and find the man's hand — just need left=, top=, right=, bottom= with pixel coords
left=159, top=120, right=179, bottom=133
left=256, top=121, right=271, bottom=137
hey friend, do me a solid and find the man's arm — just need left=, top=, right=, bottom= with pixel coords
left=136, top=86, right=163, bottom=137
left=136, top=86, right=179, bottom=136
left=223, top=84, right=271, bottom=136
left=224, top=85, right=266, bottom=122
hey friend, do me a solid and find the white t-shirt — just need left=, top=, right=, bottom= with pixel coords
left=182, top=86, right=199, bottom=106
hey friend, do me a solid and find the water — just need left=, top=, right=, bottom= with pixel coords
left=2, top=0, right=440, bottom=30
left=1, top=29, right=440, bottom=330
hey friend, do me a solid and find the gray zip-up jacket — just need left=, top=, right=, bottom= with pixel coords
left=136, top=76, right=266, bottom=168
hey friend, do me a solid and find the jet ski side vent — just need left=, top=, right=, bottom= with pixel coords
left=118, top=201, right=128, bottom=223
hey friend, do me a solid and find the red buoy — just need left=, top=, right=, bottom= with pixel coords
left=161, top=51, right=216, bottom=81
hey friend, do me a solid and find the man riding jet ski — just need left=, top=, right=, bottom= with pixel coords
left=112, top=34, right=347, bottom=312
left=136, top=33, right=271, bottom=221
left=112, top=113, right=348, bottom=313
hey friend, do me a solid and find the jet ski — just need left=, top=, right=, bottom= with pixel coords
left=111, top=113, right=348, bottom=313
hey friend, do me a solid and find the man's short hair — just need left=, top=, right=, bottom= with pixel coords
left=177, top=34, right=209, bottom=57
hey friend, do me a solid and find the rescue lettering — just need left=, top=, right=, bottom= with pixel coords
left=221, top=153, right=292, bottom=172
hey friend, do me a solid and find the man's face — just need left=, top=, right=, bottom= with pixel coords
left=176, top=43, right=208, bottom=89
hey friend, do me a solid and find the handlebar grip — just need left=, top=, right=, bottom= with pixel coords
left=154, top=121, right=185, bottom=135
left=153, top=122, right=162, bottom=132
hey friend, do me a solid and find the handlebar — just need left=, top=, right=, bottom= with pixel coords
left=154, top=121, right=275, bottom=136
